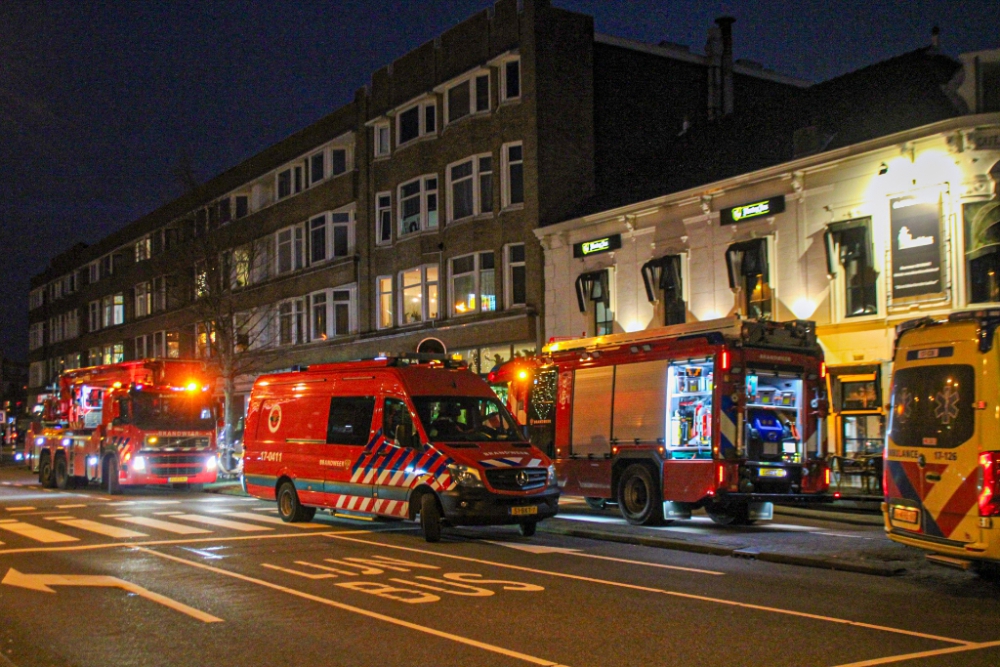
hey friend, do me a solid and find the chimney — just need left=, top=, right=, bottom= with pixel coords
left=705, top=24, right=722, bottom=120
left=716, top=16, right=736, bottom=116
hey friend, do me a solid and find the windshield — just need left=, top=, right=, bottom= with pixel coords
left=889, top=365, right=975, bottom=449
left=412, top=396, right=526, bottom=444
left=131, top=391, right=215, bottom=431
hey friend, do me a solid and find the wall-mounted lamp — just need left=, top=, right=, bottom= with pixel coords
left=878, top=162, right=889, bottom=175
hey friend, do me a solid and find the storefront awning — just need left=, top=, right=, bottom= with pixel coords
left=575, top=270, right=610, bottom=312
left=640, top=254, right=682, bottom=303
left=725, top=238, right=769, bottom=289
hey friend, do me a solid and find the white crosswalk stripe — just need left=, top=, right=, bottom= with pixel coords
left=48, top=517, right=148, bottom=539
left=170, top=514, right=273, bottom=532
left=108, top=515, right=212, bottom=535
left=220, top=511, right=327, bottom=529
left=0, top=520, right=78, bottom=543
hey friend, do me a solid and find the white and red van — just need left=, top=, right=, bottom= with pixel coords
left=243, top=356, right=559, bottom=541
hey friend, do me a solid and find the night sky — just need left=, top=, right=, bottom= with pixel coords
left=1, top=0, right=995, bottom=361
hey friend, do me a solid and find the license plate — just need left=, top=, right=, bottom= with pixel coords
left=168, top=476, right=189, bottom=483
left=510, top=506, right=538, bottom=516
left=892, top=506, right=919, bottom=524
left=758, top=468, right=787, bottom=478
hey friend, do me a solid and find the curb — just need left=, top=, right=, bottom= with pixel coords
left=540, top=522, right=906, bottom=577
left=774, top=505, right=884, bottom=527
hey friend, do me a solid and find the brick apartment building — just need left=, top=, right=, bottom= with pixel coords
left=27, top=0, right=807, bottom=409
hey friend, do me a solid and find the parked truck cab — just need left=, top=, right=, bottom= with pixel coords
left=242, top=356, right=559, bottom=542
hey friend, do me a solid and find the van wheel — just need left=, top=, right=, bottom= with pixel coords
left=54, top=456, right=74, bottom=490
left=420, top=494, right=442, bottom=543
left=301, top=506, right=317, bottom=522
left=277, top=481, right=308, bottom=522
left=518, top=521, right=537, bottom=537
left=617, top=464, right=665, bottom=526
left=38, top=454, right=55, bottom=488
left=104, top=457, right=122, bottom=495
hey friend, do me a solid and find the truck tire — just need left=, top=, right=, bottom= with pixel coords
left=277, top=481, right=308, bottom=522
left=38, top=453, right=55, bottom=488
left=420, top=493, right=442, bottom=543
left=706, top=502, right=753, bottom=526
left=54, top=455, right=74, bottom=490
left=518, top=521, right=537, bottom=537
left=104, top=457, right=122, bottom=495
left=617, top=464, right=666, bottom=526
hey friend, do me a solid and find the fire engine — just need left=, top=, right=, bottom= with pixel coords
left=490, top=317, right=831, bottom=526
left=33, top=359, right=218, bottom=494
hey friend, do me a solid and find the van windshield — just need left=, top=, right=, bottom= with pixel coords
left=412, top=396, right=526, bottom=444
left=889, top=365, right=974, bottom=449
left=131, top=391, right=215, bottom=431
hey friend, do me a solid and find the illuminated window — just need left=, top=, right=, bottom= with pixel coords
left=725, top=239, right=772, bottom=321
left=641, top=254, right=686, bottom=326
left=398, top=175, right=438, bottom=236
left=400, top=265, right=439, bottom=325
left=824, top=219, right=877, bottom=317
left=377, top=276, right=394, bottom=330
left=575, top=270, right=614, bottom=335
left=451, top=252, right=496, bottom=315
left=505, top=244, right=526, bottom=308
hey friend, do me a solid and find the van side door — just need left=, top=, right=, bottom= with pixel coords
left=323, top=395, right=376, bottom=511
left=372, top=396, right=422, bottom=516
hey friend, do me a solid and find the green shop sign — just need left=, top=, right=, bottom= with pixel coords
left=573, top=234, right=622, bottom=258
left=721, top=195, right=786, bottom=225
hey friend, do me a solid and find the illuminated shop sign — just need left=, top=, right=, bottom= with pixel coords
left=890, top=195, right=942, bottom=299
left=573, top=234, right=622, bottom=258
left=721, top=195, right=786, bottom=226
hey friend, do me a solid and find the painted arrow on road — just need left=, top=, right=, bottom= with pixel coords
left=2, top=568, right=223, bottom=623
left=485, top=541, right=724, bottom=576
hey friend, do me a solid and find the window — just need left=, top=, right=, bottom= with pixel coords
left=502, top=142, right=524, bottom=207
left=501, top=58, right=521, bottom=101
left=309, top=214, right=328, bottom=264
left=641, top=255, right=686, bottom=326
left=964, top=201, right=1000, bottom=304
left=505, top=244, right=526, bottom=307
left=397, top=101, right=436, bottom=146
left=217, top=198, right=231, bottom=225
left=30, top=289, right=43, bottom=310
left=135, top=334, right=149, bottom=360
left=135, top=282, right=150, bottom=318
left=451, top=252, right=496, bottom=315
left=725, top=239, right=772, bottom=321
left=377, top=276, right=394, bottom=329
left=575, top=270, right=613, bottom=336
left=400, top=265, right=439, bottom=324
left=152, top=276, right=167, bottom=312
left=276, top=224, right=305, bottom=274
left=63, top=273, right=76, bottom=294
left=383, top=397, right=416, bottom=448
left=446, top=72, right=490, bottom=124
left=134, top=237, right=151, bottom=262
left=234, top=195, right=250, bottom=219
left=398, top=175, right=439, bottom=236
left=89, top=301, right=101, bottom=332
left=103, top=343, right=124, bottom=365
left=824, top=219, right=877, bottom=317
left=101, top=254, right=113, bottom=279
left=113, top=294, right=125, bottom=325
left=309, top=151, right=325, bottom=185
left=29, top=322, right=44, bottom=351
left=374, top=122, right=391, bottom=157
left=448, top=155, right=492, bottom=222
left=327, top=397, right=375, bottom=446
left=195, top=323, right=215, bottom=359
left=66, top=309, right=79, bottom=339
left=277, top=298, right=306, bottom=346
left=89, top=262, right=100, bottom=285
left=194, top=261, right=209, bottom=299
left=310, top=286, right=357, bottom=340
left=376, top=192, right=393, bottom=245
left=276, top=162, right=305, bottom=200
left=331, top=148, right=348, bottom=176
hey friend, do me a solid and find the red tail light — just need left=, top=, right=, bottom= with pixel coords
left=720, top=350, right=730, bottom=371
left=980, top=452, right=1000, bottom=517
left=820, top=362, right=827, bottom=379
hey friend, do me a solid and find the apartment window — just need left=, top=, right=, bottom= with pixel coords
left=309, top=210, right=355, bottom=263
left=135, top=335, right=149, bottom=360
left=448, top=155, right=492, bottom=222
left=151, top=276, right=166, bottom=312
left=89, top=262, right=99, bottom=284
left=824, top=219, right=877, bottom=317
left=397, top=101, right=436, bottom=146
left=30, top=289, right=43, bottom=310
left=309, top=214, right=329, bottom=264
left=642, top=255, right=686, bottom=326
left=63, top=273, right=76, bottom=294
left=101, top=254, right=113, bottom=279
left=66, top=309, right=79, bottom=339
left=276, top=162, right=305, bottom=200
left=234, top=195, right=250, bottom=219
left=217, top=198, right=232, bottom=225
left=309, top=151, right=325, bottom=185
left=451, top=252, right=496, bottom=315
left=103, top=343, right=124, bottom=365
left=194, top=261, right=209, bottom=299
left=505, top=244, right=526, bottom=307
left=376, top=193, right=393, bottom=245
left=446, top=72, right=489, bottom=124
left=310, top=287, right=357, bottom=340
left=134, top=282, right=150, bottom=318
left=101, top=293, right=125, bottom=327
left=501, top=58, right=521, bottom=101
left=374, top=122, right=391, bottom=158
left=398, top=175, right=439, bottom=236
left=502, top=142, right=524, bottom=207
left=276, top=224, right=305, bottom=274
left=726, top=239, right=772, bottom=321
left=89, top=301, right=100, bottom=332
left=377, top=276, right=394, bottom=329
left=29, top=323, right=44, bottom=351
left=195, top=323, right=215, bottom=359
left=575, top=270, right=613, bottom=336
left=400, top=265, right=439, bottom=325
left=331, top=148, right=348, bottom=176
left=277, top=298, right=306, bottom=346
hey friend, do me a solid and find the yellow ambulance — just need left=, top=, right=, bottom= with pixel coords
left=884, top=310, right=1000, bottom=573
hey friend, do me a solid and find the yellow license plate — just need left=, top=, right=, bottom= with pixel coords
left=892, top=506, right=919, bottom=524
left=168, top=476, right=189, bottom=483
left=511, top=506, right=538, bottom=516
left=758, top=468, right=787, bottom=478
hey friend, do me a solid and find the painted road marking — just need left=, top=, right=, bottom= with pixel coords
left=171, top=514, right=273, bottom=532
left=0, top=521, right=79, bottom=543
left=138, top=547, right=569, bottom=666
left=832, top=639, right=1000, bottom=667
left=5, top=507, right=37, bottom=512
left=325, top=533, right=972, bottom=647
left=154, top=511, right=185, bottom=516
left=219, top=511, right=327, bottom=529
left=2, top=568, right=221, bottom=623
left=56, top=504, right=88, bottom=509
left=108, top=500, right=183, bottom=507
left=49, top=518, right=148, bottom=539
left=251, top=507, right=279, bottom=512
left=111, top=515, right=212, bottom=535
left=486, top=541, right=724, bottom=576
left=815, top=532, right=875, bottom=540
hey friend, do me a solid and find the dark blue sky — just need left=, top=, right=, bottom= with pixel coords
left=1, top=0, right=995, bottom=360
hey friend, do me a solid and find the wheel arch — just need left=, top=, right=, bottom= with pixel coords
left=611, top=454, right=662, bottom=498
left=406, top=484, right=439, bottom=520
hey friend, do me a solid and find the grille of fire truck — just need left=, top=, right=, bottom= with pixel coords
left=147, top=436, right=211, bottom=450
left=146, top=454, right=207, bottom=476
left=485, top=468, right=548, bottom=491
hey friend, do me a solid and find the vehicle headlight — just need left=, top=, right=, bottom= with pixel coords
left=206, top=456, right=217, bottom=471
left=14, top=453, right=23, bottom=461
left=132, top=456, right=146, bottom=472
left=547, top=464, right=556, bottom=486
left=447, top=463, right=484, bottom=488
left=35, top=437, right=45, bottom=446
left=87, top=456, right=99, bottom=466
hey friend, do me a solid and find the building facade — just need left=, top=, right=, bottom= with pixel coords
left=27, top=0, right=804, bottom=411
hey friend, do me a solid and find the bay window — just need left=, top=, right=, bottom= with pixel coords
left=446, top=72, right=490, bottom=124
left=397, top=100, right=436, bottom=146
left=398, top=175, right=439, bottom=236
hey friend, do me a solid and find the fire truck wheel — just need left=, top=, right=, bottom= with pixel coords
left=54, top=455, right=74, bottom=490
left=38, top=454, right=55, bottom=488
left=706, top=502, right=753, bottom=526
left=301, top=506, right=317, bottom=521
left=518, top=521, right=537, bottom=537
left=617, top=464, right=666, bottom=526
left=277, top=481, right=308, bottom=522
left=104, top=457, right=122, bottom=495
left=420, top=493, right=442, bottom=543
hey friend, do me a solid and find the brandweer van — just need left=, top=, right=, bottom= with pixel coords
left=243, top=356, right=559, bottom=542
left=885, top=310, right=1000, bottom=573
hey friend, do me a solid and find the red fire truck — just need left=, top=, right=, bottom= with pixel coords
left=33, top=359, right=218, bottom=494
left=490, top=317, right=831, bottom=525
